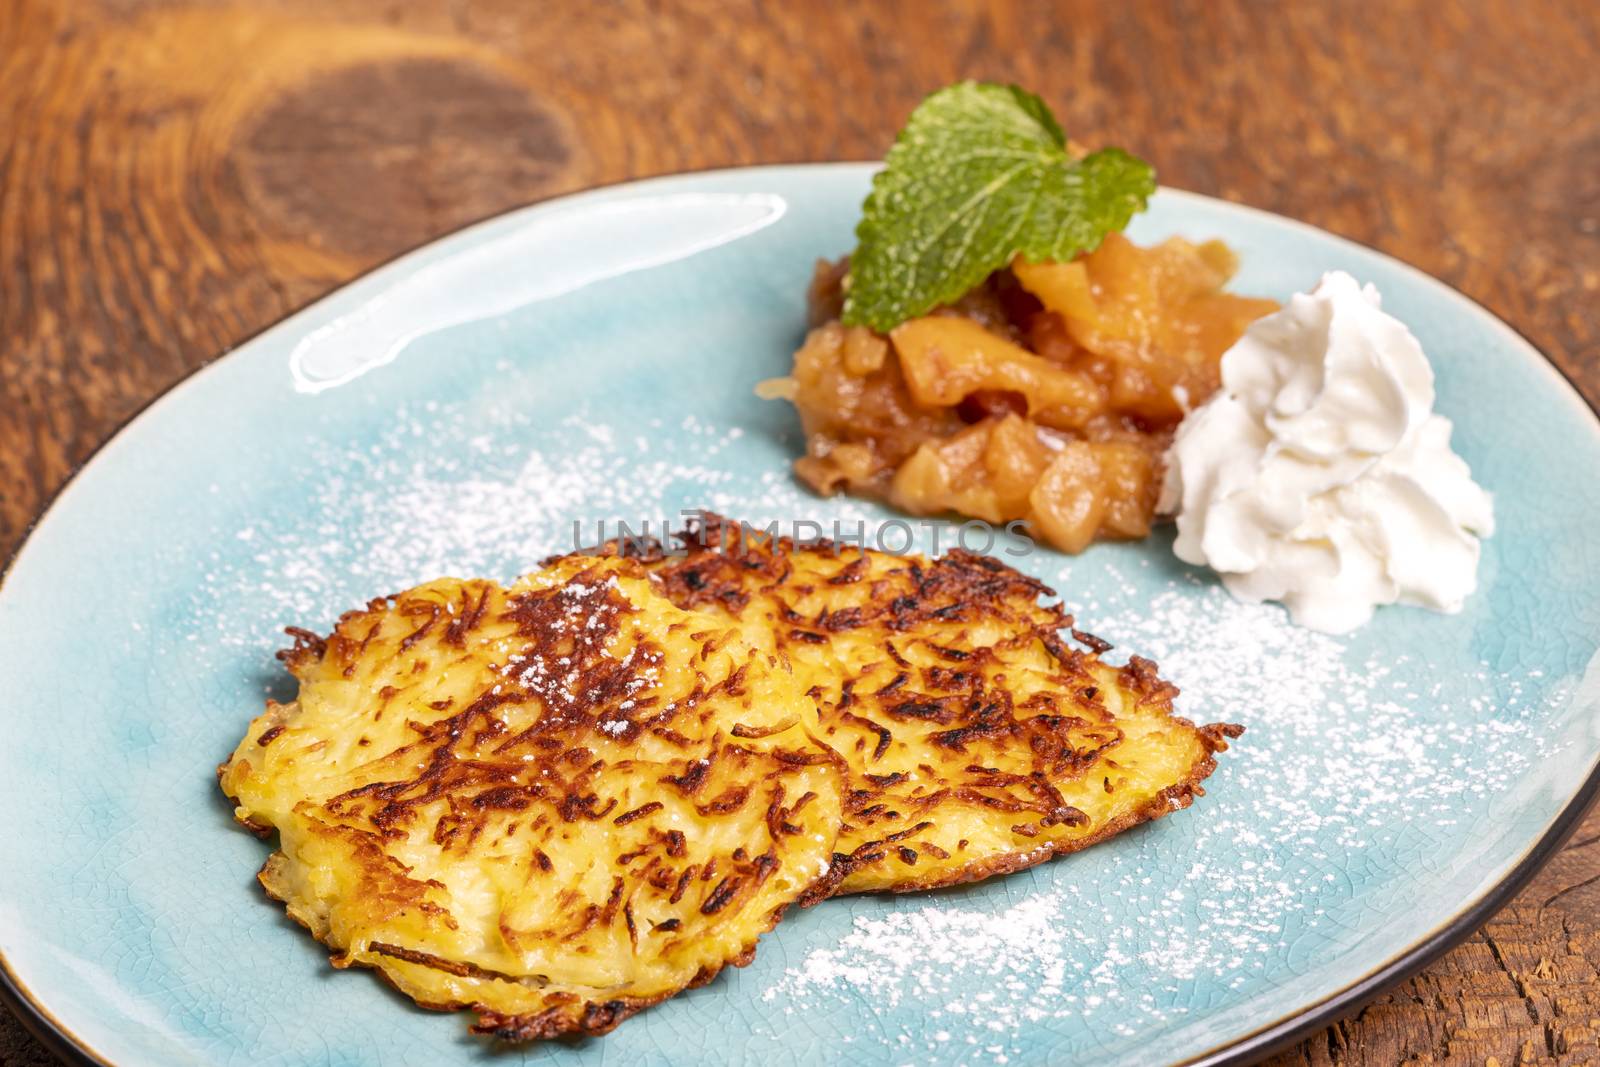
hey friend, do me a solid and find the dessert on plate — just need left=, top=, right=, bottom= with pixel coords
left=218, top=78, right=1496, bottom=1044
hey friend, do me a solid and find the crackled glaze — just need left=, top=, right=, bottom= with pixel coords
left=0, top=166, right=1597, bottom=1067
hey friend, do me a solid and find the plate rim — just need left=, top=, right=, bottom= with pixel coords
left=2, top=161, right=1597, bottom=1067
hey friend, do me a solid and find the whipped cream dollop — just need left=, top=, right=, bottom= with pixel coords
left=1159, top=271, right=1494, bottom=634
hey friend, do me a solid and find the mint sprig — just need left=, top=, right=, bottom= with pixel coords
left=841, top=82, right=1156, bottom=333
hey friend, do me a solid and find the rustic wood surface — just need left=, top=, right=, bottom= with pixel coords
left=2, top=0, right=1597, bottom=1063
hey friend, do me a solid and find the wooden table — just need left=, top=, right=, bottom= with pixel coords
left=3, top=0, right=1597, bottom=1062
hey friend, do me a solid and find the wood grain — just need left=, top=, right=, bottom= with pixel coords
left=2, top=0, right=1598, bottom=1063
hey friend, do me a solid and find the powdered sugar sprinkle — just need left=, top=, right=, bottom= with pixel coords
left=189, top=398, right=1586, bottom=1063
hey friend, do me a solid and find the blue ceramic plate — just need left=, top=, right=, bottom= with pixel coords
left=3, top=164, right=1598, bottom=1067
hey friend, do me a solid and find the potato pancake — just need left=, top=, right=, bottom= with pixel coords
left=573, top=515, right=1239, bottom=895
left=219, top=556, right=842, bottom=1040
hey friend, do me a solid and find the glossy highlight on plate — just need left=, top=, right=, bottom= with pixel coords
left=288, top=192, right=787, bottom=393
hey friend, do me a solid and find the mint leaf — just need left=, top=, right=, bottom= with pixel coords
left=841, top=82, right=1156, bottom=332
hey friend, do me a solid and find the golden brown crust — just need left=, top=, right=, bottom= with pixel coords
left=565, top=513, right=1242, bottom=898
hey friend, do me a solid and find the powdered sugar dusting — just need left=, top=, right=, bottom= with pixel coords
left=195, top=400, right=878, bottom=654
left=191, top=398, right=1583, bottom=1064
